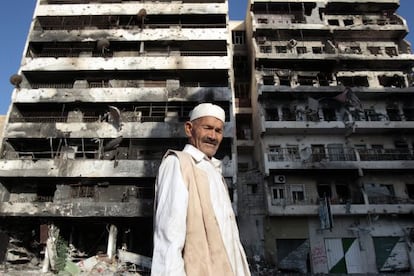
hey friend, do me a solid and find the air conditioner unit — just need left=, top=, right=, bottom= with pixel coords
left=274, top=175, right=286, bottom=184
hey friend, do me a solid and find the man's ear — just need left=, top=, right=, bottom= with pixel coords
left=184, top=121, right=192, bottom=137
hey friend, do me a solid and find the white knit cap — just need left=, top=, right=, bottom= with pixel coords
left=189, top=103, right=225, bottom=122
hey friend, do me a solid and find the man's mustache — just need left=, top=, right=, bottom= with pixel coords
left=203, top=138, right=218, bottom=146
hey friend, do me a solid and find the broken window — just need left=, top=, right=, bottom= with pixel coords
left=265, top=108, right=279, bottom=121
left=268, top=145, right=284, bottom=161
left=364, top=109, right=382, bottom=121
left=258, top=18, right=268, bottom=24
left=328, top=19, right=340, bottom=26
left=322, top=108, right=336, bottom=121
left=403, top=108, right=414, bottom=121
left=282, top=107, right=296, bottom=121
left=386, top=107, right=401, bottom=121
left=368, top=46, right=381, bottom=55
left=311, top=145, right=326, bottom=162
left=350, top=46, right=362, bottom=54
left=343, top=19, right=354, bottom=26
left=365, top=184, right=396, bottom=204
left=279, top=76, right=290, bottom=86
left=297, top=46, right=307, bottom=54
left=275, top=46, right=288, bottom=53
left=298, top=75, right=317, bottom=86
left=263, top=76, right=275, bottom=85
left=312, top=47, right=323, bottom=54
left=393, top=141, right=410, bottom=160
left=71, top=185, right=95, bottom=199
left=385, top=47, right=398, bottom=57
left=378, top=75, right=405, bottom=88
left=407, top=184, right=414, bottom=200
left=317, top=184, right=332, bottom=199
left=317, top=72, right=333, bottom=86
left=335, top=184, right=350, bottom=204
left=286, top=145, right=300, bottom=161
left=337, top=76, right=369, bottom=87
left=260, top=46, right=272, bottom=53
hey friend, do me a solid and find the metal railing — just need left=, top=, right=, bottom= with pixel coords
left=268, top=147, right=414, bottom=162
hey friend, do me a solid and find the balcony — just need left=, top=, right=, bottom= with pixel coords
left=21, top=56, right=231, bottom=72
left=264, top=147, right=414, bottom=174
left=0, top=200, right=153, bottom=217
left=326, top=14, right=408, bottom=39
left=267, top=199, right=414, bottom=216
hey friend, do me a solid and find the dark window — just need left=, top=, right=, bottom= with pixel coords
left=328, top=19, right=340, bottom=26
left=323, top=108, right=336, bottom=121
left=276, top=46, right=288, bottom=53
left=297, top=47, right=307, bottom=54
left=263, top=76, right=275, bottom=85
left=335, top=184, right=350, bottom=204
left=343, top=19, right=354, bottom=26
left=385, top=47, right=398, bottom=57
left=368, top=46, right=381, bottom=55
left=317, top=184, right=331, bottom=198
left=387, top=108, right=401, bottom=121
left=282, top=107, right=296, bottom=121
left=312, top=47, right=323, bottom=54
left=407, top=184, right=414, bottom=199
left=265, top=108, right=279, bottom=121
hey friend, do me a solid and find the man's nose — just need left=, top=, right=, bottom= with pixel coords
left=207, top=130, right=217, bottom=140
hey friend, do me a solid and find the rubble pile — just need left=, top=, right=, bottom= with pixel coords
left=0, top=226, right=151, bottom=276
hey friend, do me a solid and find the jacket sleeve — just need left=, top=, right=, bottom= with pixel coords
left=151, top=155, right=188, bottom=276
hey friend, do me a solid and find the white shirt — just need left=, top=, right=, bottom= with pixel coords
left=151, top=144, right=249, bottom=276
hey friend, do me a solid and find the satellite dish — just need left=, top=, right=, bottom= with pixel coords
left=97, top=39, right=110, bottom=51
left=10, top=74, right=23, bottom=88
left=287, top=39, right=297, bottom=48
left=137, top=9, right=147, bottom=19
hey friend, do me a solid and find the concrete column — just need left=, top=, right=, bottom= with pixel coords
left=107, top=224, right=118, bottom=259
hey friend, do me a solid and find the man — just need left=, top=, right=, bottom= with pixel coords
left=151, top=103, right=250, bottom=276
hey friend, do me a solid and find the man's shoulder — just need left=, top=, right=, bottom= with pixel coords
left=164, top=150, right=194, bottom=163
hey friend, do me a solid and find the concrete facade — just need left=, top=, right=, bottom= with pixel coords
left=235, top=0, right=414, bottom=274
left=1, top=0, right=414, bottom=274
left=0, top=0, right=235, bottom=272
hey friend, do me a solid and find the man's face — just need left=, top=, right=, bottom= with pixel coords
left=185, top=116, right=224, bottom=158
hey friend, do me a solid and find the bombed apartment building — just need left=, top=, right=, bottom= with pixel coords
left=240, top=0, right=414, bottom=274
left=0, top=0, right=235, bottom=273
left=1, top=0, right=414, bottom=275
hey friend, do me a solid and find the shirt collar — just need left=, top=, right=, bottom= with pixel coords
left=183, top=144, right=222, bottom=169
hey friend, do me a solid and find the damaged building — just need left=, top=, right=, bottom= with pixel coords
left=0, top=0, right=235, bottom=273
left=236, top=0, right=414, bottom=274
left=1, top=0, right=414, bottom=275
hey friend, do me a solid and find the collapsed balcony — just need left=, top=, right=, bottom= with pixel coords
left=0, top=217, right=153, bottom=273
left=0, top=177, right=154, bottom=217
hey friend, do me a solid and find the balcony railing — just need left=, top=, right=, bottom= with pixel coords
left=268, top=147, right=414, bottom=162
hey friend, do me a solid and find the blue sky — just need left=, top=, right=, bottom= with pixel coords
left=0, top=0, right=413, bottom=114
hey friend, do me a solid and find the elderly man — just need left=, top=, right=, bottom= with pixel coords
left=151, top=103, right=250, bottom=276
